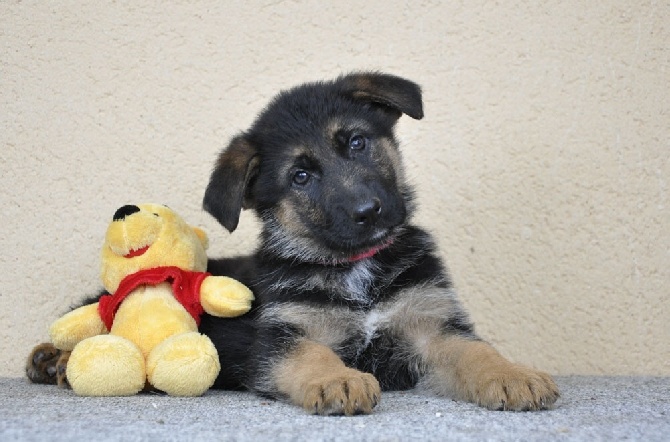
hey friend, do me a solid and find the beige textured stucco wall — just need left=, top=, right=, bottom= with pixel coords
left=1, top=1, right=668, bottom=378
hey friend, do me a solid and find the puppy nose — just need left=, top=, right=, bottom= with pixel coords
left=353, top=198, right=382, bottom=225
left=113, top=205, right=141, bottom=221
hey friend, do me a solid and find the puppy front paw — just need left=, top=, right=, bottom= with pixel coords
left=302, top=369, right=381, bottom=416
left=474, top=365, right=559, bottom=411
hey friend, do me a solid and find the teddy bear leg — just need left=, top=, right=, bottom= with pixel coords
left=146, top=332, right=221, bottom=397
left=67, top=335, right=146, bottom=396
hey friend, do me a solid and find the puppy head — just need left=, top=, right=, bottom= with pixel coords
left=204, top=72, right=423, bottom=262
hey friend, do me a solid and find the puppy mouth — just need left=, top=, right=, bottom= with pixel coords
left=123, top=245, right=150, bottom=258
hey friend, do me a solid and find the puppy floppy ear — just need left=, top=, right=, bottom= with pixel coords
left=339, top=72, right=424, bottom=120
left=203, top=135, right=259, bottom=232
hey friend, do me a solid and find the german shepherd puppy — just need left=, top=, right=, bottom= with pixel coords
left=202, top=72, right=559, bottom=414
left=27, top=72, right=558, bottom=415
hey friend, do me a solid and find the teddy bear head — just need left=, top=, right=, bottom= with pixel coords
left=100, top=203, right=209, bottom=293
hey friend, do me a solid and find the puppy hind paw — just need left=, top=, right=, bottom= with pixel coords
left=56, top=351, right=71, bottom=389
left=26, top=343, right=62, bottom=385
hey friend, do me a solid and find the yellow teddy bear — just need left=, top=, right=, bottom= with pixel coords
left=49, top=203, right=254, bottom=397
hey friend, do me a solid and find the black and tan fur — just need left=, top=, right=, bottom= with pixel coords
left=28, top=72, right=558, bottom=414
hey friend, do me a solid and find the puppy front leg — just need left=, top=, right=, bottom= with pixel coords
left=273, top=339, right=381, bottom=415
left=423, top=335, right=559, bottom=411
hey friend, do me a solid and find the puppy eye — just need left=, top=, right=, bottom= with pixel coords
left=349, top=134, right=367, bottom=151
left=292, top=170, right=311, bottom=186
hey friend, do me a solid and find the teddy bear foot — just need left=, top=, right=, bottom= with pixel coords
left=67, top=335, right=146, bottom=396
left=146, top=332, right=220, bottom=397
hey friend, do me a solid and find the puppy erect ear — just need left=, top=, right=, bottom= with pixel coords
left=203, top=135, right=259, bottom=232
left=339, top=72, right=424, bottom=120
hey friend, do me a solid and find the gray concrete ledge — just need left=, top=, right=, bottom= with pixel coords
left=1, top=376, right=668, bottom=441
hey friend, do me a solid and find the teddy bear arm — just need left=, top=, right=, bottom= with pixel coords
left=200, top=276, right=254, bottom=318
left=49, top=303, right=108, bottom=351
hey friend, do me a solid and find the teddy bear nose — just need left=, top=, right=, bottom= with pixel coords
left=113, top=205, right=141, bottom=221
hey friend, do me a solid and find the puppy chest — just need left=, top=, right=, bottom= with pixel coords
left=265, top=303, right=396, bottom=351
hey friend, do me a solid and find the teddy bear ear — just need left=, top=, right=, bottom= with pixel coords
left=192, top=227, right=209, bottom=250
